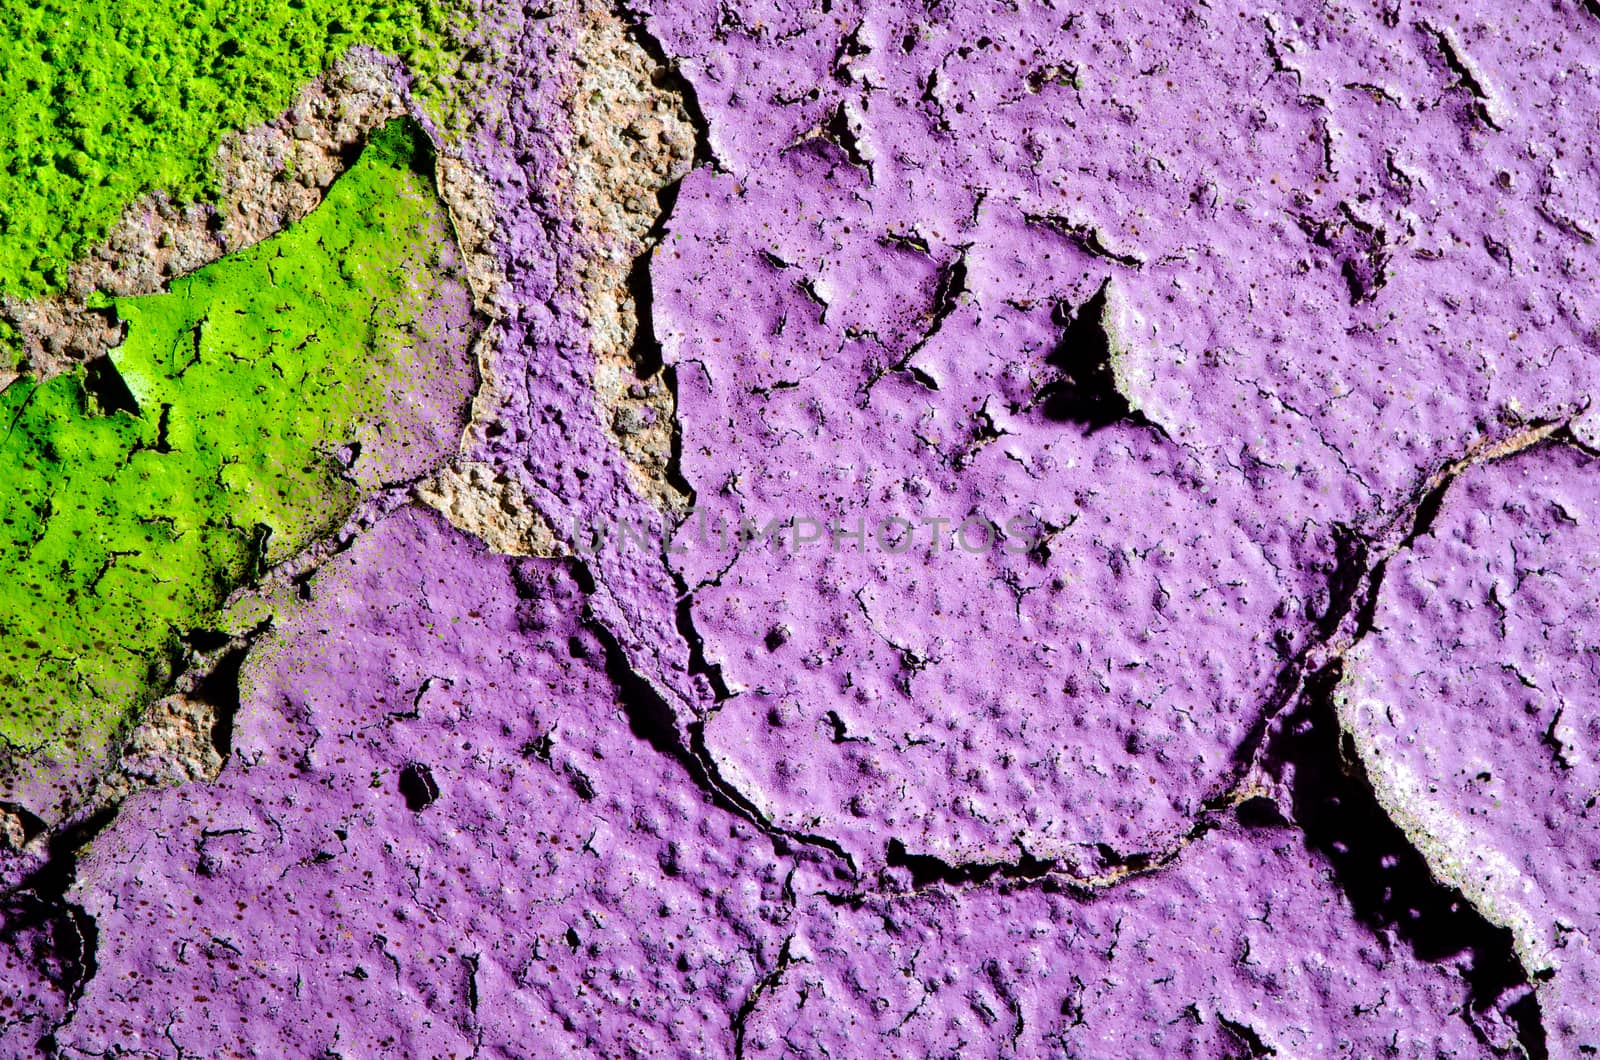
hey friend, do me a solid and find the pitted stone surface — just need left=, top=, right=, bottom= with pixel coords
left=39, top=507, right=1495, bottom=1058
left=56, top=508, right=797, bottom=1058
left=745, top=821, right=1491, bottom=1058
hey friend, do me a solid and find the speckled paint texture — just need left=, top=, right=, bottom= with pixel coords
left=0, top=0, right=1597, bottom=1057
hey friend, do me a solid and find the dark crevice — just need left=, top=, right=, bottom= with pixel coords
left=621, top=202, right=672, bottom=380
left=1504, top=993, right=1550, bottom=1060
left=919, top=65, right=953, bottom=134
left=823, top=710, right=864, bottom=744
left=821, top=102, right=872, bottom=173
left=674, top=592, right=731, bottom=701
left=881, top=229, right=931, bottom=255
left=1227, top=654, right=1320, bottom=776
left=860, top=250, right=967, bottom=397
left=1404, top=472, right=1453, bottom=545
left=1024, top=212, right=1145, bottom=267
left=615, top=4, right=717, bottom=170
left=245, top=521, right=273, bottom=582
left=152, top=403, right=174, bottom=453
left=585, top=611, right=710, bottom=752
left=196, top=640, right=250, bottom=761
left=1350, top=556, right=1388, bottom=639
left=1315, top=524, right=1369, bottom=638
left=796, top=275, right=830, bottom=317
left=1263, top=663, right=1544, bottom=1057
left=885, top=837, right=1053, bottom=889
left=1223, top=424, right=1566, bottom=1056
left=1238, top=423, right=1567, bottom=775
left=1033, top=281, right=1154, bottom=434
left=9, top=806, right=114, bottom=1054
left=1, top=801, right=49, bottom=849
left=601, top=7, right=768, bottom=865
left=1234, top=795, right=1290, bottom=829
left=563, top=762, right=596, bottom=801
left=1419, top=21, right=1502, bottom=131
left=462, top=952, right=480, bottom=1015
left=562, top=552, right=598, bottom=597
left=398, top=761, right=440, bottom=812
left=608, top=13, right=703, bottom=508
left=178, top=320, right=204, bottom=377
left=831, top=20, right=870, bottom=72
left=1304, top=206, right=1393, bottom=305
left=660, top=365, right=697, bottom=502
left=811, top=778, right=1230, bottom=902
left=732, top=936, right=798, bottom=1060
left=16, top=807, right=117, bottom=906
left=583, top=615, right=855, bottom=875
left=926, top=253, right=968, bottom=332
left=334, top=135, right=368, bottom=175
left=82, top=356, right=139, bottom=417
left=1218, top=1014, right=1277, bottom=1057
left=588, top=615, right=687, bottom=763
left=1339, top=253, right=1389, bottom=306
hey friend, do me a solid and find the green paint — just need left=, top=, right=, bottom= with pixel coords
left=0, top=319, right=19, bottom=373
left=0, top=0, right=470, bottom=298
left=0, top=119, right=471, bottom=757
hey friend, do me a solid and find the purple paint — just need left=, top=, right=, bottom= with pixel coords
left=47, top=507, right=1489, bottom=1056
left=5, top=0, right=1600, bottom=1053
left=1341, top=442, right=1600, bottom=1055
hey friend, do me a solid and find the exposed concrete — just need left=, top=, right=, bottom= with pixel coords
left=567, top=9, right=696, bottom=513
left=416, top=460, right=564, bottom=557
left=416, top=6, right=698, bottom=548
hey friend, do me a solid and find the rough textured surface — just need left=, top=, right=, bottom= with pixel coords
left=46, top=506, right=1490, bottom=1059
left=416, top=460, right=564, bottom=557
left=0, top=0, right=468, bottom=298
left=568, top=12, right=696, bottom=511
left=634, top=0, right=1600, bottom=877
left=56, top=507, right=794, bottom=1058
left=1339, top=441, right=1600, bottom=1055
left=3, top=49, right=504, bottom=387
left=0, top=119, right=479, bottom=828
left=1, top=0, right=1598, bottom=1056
left=741, top=824, right=1493, bottom=1059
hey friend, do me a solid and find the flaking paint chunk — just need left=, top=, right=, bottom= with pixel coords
left=1339, top=443, right=1600, bottom=1055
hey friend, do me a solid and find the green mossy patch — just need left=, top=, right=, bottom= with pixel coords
left=0, top=119, right=470, bottom=757
left=0, top=0, right=470, bottom=298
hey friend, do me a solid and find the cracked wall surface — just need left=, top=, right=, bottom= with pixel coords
left=1, top=0, right=1598, bottom=1057
left=1338, top=440, right=1600, bottom=1054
